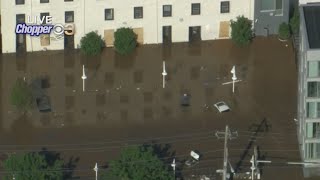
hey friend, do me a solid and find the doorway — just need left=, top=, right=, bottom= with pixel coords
left=162, top=26, right=172, bottom=44
left=189, top=26, right=201, bottom=42
left=64, top=35, right=74, bottom=50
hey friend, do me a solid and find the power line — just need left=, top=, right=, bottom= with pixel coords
left=0, top=130, right=298, bottom=149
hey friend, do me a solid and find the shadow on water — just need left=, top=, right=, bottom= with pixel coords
left=143, top=142, right=184, bottom=178
left=39, top=147, right=80, bottom=179
left=114, top=50, right=136, bottom=69
left=10, top=114, right=34, bottom=144
left=234, top=118, right=272, bottom=173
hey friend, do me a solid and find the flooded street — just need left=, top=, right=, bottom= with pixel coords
left=0, top=37, right=304, bottom=179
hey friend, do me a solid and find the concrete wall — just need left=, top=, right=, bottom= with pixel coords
left=253, top=0, right=290, bottom=36
left=1, top=0, right=85, bottom=53
left=1, top=0, right=254, bottom=53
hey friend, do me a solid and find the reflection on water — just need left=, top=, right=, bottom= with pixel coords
left=1, top=41, right=253, bottom=129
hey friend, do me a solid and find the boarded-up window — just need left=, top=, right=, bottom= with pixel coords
left=104, top=29, right=114, bottom=47
left=133, top=28, right=143, bottom=44
left=40, top=34, right=50, bottom=46
left=219, top=21, right=230, bottom=38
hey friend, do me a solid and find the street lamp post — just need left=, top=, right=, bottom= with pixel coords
left=231, top=66, right=237, bottom=93
left=93, top=163, right=98, bottom=180
left=82, top=65, right=87, bottom=92
left=162, top=61, right=167, bottom=88
left=171, top=158, right=176, bottom=179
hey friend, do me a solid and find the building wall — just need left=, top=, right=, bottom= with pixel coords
left=298, top=5, right=320, bottom=177
left=1, top=0, right=85, bottom=53
left=300, top=0, right=320, bottom=4
left=1, top=0, right=254, bottom=53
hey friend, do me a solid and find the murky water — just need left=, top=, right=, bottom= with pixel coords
left=0, top=37, right=304, bottom=179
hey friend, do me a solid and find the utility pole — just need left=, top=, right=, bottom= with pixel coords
left=215, top=125, right=238, bottom=180
left=222, top=125, right=229, bottom=180
left=249, top=146, right=271, bottom=180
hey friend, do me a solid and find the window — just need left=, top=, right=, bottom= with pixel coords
left=275, top=0, right=282, bottom=10
left=305, top=143, right=320, bottom=159
left=306, top=102, right=320, bottom=118
left=163, top=5, right=172, bottom=17
left=40, top=12, right=50, bottom=24
left=134, top=7, right=143, bottom=19
left=191, top=3, right=200, bottom=15
left=16, top=0, right=25, bottom=5
left=105, top=9, right=114, bottom=20
left=308, top=82, right=320, bottom=97
left=306, top=123, right=320, bottom=138
left=261, top=0, right=283, bottom=11
left=65, top=11, right=74, bottom=23
left=16, top=14, right=25, bottom=24
left=308, top=61, right=320, bottom=77
left=221, top=1, right=230, bottom=13
left=40, top=0, right=49, bottom=3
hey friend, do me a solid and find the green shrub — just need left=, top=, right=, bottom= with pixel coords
left=10, top=79, right=33, bottom=111
left=278, top=22, right=291, bottom=40
left=80, top=31, right=104, bottom=56
left=290, top=6, right=300, bottom=34
left=230, top=15, right=253, bottom=46
left=114, top=28, right=137, bottom=55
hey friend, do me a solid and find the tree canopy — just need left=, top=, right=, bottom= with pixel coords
left=80, top=31, right=105, bottom=56
left=10, top=79, right=33, bottom=111
left=114, top=28, right=137, bottom=55
left=2, top=152, right=64, bottom=180
left=101, top=146, right=174, bottom=180
left=230, top=16, right=253, bottom=46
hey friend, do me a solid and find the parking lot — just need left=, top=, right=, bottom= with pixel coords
left=0, top=37, right=307, bottom=179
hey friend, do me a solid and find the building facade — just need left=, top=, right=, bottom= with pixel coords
left=0, top=0, right=288, bottom=53
left=298, top=1, right=320, bottom=177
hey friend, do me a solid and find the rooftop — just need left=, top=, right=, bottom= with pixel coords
left=303, top=5, right=320, bottom=49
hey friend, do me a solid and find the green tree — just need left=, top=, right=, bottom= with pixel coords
left=278, top=22, right=291, bottom=40
left=3, top=152, right=64, bottom=180
left=114, top=28, right=137, bottom=55
left=10, top=79, right=33, bottom=111
left=101, top=146, right=174, bottom=180
left=290, top=6, right=300, bottom=34
left=80, top=31, right=105, bottom=56
left=230, top=15, right=253, bottom=46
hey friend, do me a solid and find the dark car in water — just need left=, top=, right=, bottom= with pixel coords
left=31, top=78, right=51, bottom=112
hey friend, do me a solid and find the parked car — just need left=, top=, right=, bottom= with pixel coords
left=185, top=150, right=200, bottom=167
left=214, top=101, right=230, bottom=113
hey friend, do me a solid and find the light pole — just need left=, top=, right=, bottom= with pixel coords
left=93, top=163, right=98, bottom=180
left=162, top=61, right=167, bottom=88
left=171, top=158, right=176, bottom=179
left=231, top=66, right=237, bottom=93
left=82, top=65, right=87, bottom=92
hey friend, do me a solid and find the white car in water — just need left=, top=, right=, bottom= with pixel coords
left=214, top=101, right=230, bottom=113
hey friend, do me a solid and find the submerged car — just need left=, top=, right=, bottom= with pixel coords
left=36, top=95, right=51, bottom=112
left=185, top=150, right=200, bottom=167
left=214, top=101, right=230, bottom=113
